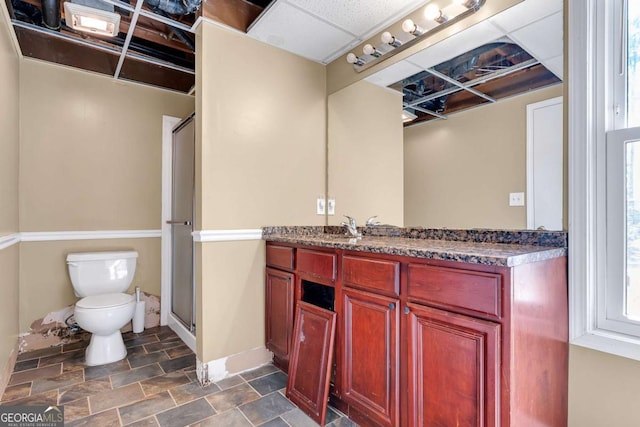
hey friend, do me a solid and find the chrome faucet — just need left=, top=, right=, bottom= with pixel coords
left=341, top=215, right=362, bottom=238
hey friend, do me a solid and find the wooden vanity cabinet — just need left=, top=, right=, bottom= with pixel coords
left=264, top=242, right=568, bottom=427
left=405, top=258, right=568, bottom=427
left=341, top=254, right=400, bottom=427
left=406, top=302, right=500, bottom=427
left=342, top=287, right=399, bottom=427
left=265, top=245, right=295, bottom=370
left=405, top=263, right=502, bottom=427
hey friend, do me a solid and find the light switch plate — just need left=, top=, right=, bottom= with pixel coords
left=316, top=198, right=325, bottom=215
left=327, top=198, right=335, bottom=215
left=509, top=192, right=525, bottom=206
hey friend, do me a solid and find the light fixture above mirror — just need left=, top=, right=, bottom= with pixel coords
left=346, top=0, right=486, bottom=72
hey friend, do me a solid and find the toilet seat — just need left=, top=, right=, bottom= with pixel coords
left=76, top=293, right=134, bottom=310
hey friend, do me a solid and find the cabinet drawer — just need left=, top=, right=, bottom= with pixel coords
left=266, top=245, right=295, bottom=271
left=408, top=264, right=502, bottom=319
left=342, top=255, right=399, bottom=296
left=297, top=249, right=337, bottom=282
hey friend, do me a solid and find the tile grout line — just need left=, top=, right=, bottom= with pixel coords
left=236, top=405, right=257, bottom=427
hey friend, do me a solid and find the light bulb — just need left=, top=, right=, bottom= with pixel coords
left=381, top=31, right=402, bottom=47
left=402, top=19, right=416, bottom=33
left=346, top=52, right=364, bottom=66
left=424, top=4, right=447, bottom=23
left=402, top=19, right=424, bottom=36
left=424, top=4, right=439, bottom=19
left=363, top=44, right=381, bottom=57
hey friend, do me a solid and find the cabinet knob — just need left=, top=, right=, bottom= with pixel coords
left=403, top=306, right=410, bottom=314
left=389, top=303, right=395, bottom=310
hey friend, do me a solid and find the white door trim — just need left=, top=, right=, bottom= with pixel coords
left=168, top=313, right=196, bottom=353
left=161, top=115, right=182, bottom=326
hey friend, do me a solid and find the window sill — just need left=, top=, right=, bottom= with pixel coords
left=571, top=329, right=640, bottom=362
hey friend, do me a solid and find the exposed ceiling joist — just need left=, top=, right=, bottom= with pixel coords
left=200, top=0, right=265, bottom=33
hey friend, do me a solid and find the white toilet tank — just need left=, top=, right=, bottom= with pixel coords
left=67, top=251, right=138, bottom=297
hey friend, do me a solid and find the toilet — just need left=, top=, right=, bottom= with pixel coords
left=66, top=251, right=138, bottom=366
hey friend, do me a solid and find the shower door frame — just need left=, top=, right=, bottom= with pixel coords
left=160, top=114, right=196, bottom=352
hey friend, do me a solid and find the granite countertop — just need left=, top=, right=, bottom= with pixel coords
left=262, top=226, right=568, bottom=267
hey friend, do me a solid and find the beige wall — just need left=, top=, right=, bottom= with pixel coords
left=17, top=60, right=194, bottom=331
left=569, top=346, right=640, bottom=426
left=19, top=238, right=161, bottom=331
left=404, top=84, right=563, bottom=229
left=0, top=5, right=18, bottom=235
left=196, top=241, right=265, bottom=360
left=328, top=80, right=404, bottom=226
left=0, top=2, right=20, bottom=390
left=197, top=22, right=326, bottom=230
left=196, top=21, right=326, bottom=363
left=19, top=60, right=194, bottom=231
left=0, top=246, right=19, bottom=385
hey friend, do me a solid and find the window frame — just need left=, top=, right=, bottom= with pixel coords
left=570, top=0, right=640, bottom=360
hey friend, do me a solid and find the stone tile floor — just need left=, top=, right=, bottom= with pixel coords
left=0, top=326, right=356, bottom=426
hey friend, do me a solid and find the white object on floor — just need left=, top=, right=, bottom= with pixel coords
left=132, top=300, right=146, bottom=334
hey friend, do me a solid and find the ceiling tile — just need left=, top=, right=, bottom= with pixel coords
left=247, top=1, right=354, bottom=62
left=286, top=0, right=430, bottom=38
left=490, top=0, right=563, bottom=34
left=509, top=11, right=563, bottom=61
left=405, top=20, right=504, bottom=70
left=542, top=55, right=563, bottom=80
left=365, top=60, right=424, bottom=87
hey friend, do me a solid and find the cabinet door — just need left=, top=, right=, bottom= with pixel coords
left=407, top=303, right=500, bottom=427
left=265, top=268, right=294, bottom=363
left=342, top=287, right=399, bottom=427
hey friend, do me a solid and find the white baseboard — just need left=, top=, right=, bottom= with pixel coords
left=167, top=313, right=196, bottom=354
left=196, top=346, right=273, bottom=385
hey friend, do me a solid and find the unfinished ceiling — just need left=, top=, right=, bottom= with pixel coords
left=2, top=0, right=563, bottom=104
left=4, top=0, right=272, bottom=92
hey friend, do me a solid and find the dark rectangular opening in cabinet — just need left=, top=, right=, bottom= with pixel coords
left=301, top=280, right=335, bottom=312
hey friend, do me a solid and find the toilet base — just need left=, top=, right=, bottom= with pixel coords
left=85, top=331, right=127, bottom=366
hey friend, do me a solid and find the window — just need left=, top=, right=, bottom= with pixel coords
left=570, top=0, right=640, bottom=360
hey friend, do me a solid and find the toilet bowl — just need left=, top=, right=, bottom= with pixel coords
left=74, top=293, right=136, bottom=366
left=67, top=251, right=138, bottom=366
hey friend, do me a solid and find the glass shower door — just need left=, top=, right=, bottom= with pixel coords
left=169, top=114, right=195, bottom=331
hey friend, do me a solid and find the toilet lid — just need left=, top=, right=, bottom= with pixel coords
left=76, top=293, right=134, bottom=309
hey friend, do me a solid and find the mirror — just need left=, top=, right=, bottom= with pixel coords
left=327, top=0, right=564, bottom=231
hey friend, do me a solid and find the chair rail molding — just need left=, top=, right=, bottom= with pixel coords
left=20, top=230, right=162, bottom=241
left=192, top=229, right=263, bottom=243
left=0, top=233, right=20, bottom=250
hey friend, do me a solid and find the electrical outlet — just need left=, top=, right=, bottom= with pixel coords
left=316, top=197, right=326, bottom=215
left=509, top=192, right=525, bottom=207
left=327, top=198, right=335, bottom=215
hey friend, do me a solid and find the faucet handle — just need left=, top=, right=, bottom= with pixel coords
left=366, top=216, right=380, bottom=226
left=343, top=215, right=356, bottom=227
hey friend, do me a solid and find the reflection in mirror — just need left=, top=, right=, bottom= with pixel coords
left=328, top=0, right=565, bottom=231
left=395, top=40, right=560, bottom=126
